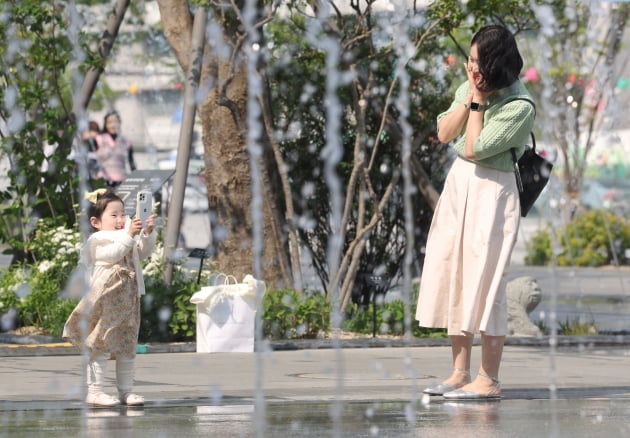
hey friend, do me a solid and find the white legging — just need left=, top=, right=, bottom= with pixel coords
left=87, top=354, right=136, bottom=396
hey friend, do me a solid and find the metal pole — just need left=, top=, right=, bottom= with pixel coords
left=163, top=7, right=207, bottom=284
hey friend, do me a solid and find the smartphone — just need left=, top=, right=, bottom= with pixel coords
left=136, top=190, right=153, bottom=227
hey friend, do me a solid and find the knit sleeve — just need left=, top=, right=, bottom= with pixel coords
left=90, top=231, right=135, bottom=265
left=472, top=100, right=535, bottom=160
left=436, top=82, right=470, bottom=126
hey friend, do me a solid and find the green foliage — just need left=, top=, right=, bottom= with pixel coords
left=344, top=298, right=446, bottom=338
left=262, top=289, right=332, bottom=339
left=139, top=239, right=211, bottom=343
left=0, top=1, right=100, bottom=260
left=168, top=288, right=198, bottom=339
left=525, top=209, right=630, bottom=266
left=0, top=219, right=81, bottom=336
left=524, top=228, right=553, bottom=266
left=557, top=317, right=598, bottom=336
left=266, top=12, right=455, bottom=295
left=534, top=313, right=598, bottom=336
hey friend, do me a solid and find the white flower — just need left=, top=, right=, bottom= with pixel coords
left=38, top=260, right=53, bottom=273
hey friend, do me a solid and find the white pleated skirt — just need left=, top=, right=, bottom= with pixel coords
left=415, top=157, right=520, bottom=336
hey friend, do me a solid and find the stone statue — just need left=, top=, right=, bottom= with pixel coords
left=506, top=276, right=542, bottom=337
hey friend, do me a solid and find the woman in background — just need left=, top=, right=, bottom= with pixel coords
left=95, top=110, right=136, bottom=187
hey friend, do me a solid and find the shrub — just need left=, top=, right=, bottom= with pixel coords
left=525, top=209, right=630, bottom=266
left=0, top=219, right=81, bottom=337
left=0, top=265, right=29, bottom=331
left=262, top=289, right=331, bottom=339
left=557, top=316, right=598, bottom=336
left=139, top=240, right=208, bottom=343
left=344, top=298, right=446, bottom=338
left=524, top=228, right=552, bottom=266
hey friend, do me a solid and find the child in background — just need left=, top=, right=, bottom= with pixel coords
left=82, top=120, right=101, bottom=180
left=63, top=188, right=156, bottom=407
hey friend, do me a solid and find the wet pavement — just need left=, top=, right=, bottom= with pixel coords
left=2, top=343, right=630, bottom=437
left=2, top=265, right=630, bottom=436
left=4, top=398, right=630, bottom=437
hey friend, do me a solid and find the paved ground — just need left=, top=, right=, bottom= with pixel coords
left=3, top=260, right=630, bottom=437
left=2, top=344, right=630, bottom=437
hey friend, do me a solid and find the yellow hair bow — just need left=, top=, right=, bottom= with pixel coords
left=85, top=188, right=107, bottom=204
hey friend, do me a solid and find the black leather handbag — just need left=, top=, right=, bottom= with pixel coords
left=511, top=132, right=553, bottom=217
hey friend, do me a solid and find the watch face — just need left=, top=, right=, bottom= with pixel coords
left=470, top=102, right=480, bottom=110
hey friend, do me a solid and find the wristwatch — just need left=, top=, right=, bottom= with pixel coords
left=465, top=102, right=487, bottom=111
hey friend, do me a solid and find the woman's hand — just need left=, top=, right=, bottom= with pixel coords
left=465, top=60, right=492, bottom=103
left=465, top=60, right=481, bottom=92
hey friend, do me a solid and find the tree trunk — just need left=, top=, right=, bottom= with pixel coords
left=157, top=0, right=290, bottom=287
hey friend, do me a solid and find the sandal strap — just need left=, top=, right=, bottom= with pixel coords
left=454, top=368, right=470, bottom=376
left=478, top=372, right=500, bottom=385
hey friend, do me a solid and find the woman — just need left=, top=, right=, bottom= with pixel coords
left=415, top=25, right=535, bottom=400
left=95, top=110, right=137, bottom=187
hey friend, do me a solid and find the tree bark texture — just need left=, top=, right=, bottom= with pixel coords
left=156, top=0, right=290, bottom=286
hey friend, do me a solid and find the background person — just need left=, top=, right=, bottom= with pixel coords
left=415, top=25, right=535, bottom=400
left=95, top=110, right=136, bottom=187
left=81, top=120, right=101, bottom=180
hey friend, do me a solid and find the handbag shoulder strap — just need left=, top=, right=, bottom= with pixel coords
left=506, top=97, right=537, bottom=159
left=506, top=96, right=536, bottom=117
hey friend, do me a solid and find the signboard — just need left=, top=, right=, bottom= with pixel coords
left=189, top=248, right=212, bottom=259
left=116, top=169, right=175, bottom=216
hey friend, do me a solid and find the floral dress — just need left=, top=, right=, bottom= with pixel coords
left=63, top=229, right=155, bottom=359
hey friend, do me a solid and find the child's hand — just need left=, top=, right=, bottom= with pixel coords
left=143, top=214, right=156, bottom=235
left=128, top=217, right=143, bottom=237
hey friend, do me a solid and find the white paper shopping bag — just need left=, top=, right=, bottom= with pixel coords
left=190, top=274, right=265, bottom=353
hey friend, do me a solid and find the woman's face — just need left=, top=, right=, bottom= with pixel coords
left=105, top=114, right=120, bottom=135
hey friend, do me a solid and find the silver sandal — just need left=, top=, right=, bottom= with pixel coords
left=422, top=368, right=471, bottom=396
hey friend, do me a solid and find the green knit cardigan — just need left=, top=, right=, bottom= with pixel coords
left=437, top=80, right=536, bottom=172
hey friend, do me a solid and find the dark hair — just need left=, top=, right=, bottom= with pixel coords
left=88, top=120, right=100, bottom=132
left=102, top=110, right=120, bottom=134
left=471, top=25, right=523, bottom=92
left=88, top=189, right=124, bottom=231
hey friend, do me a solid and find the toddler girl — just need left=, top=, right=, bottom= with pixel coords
left=64, top=188, right=156, bottom=407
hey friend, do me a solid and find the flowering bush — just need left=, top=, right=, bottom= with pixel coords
left=0, top=219, right=82, bottom=335
left=0, top=219, right=211, bottom=340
